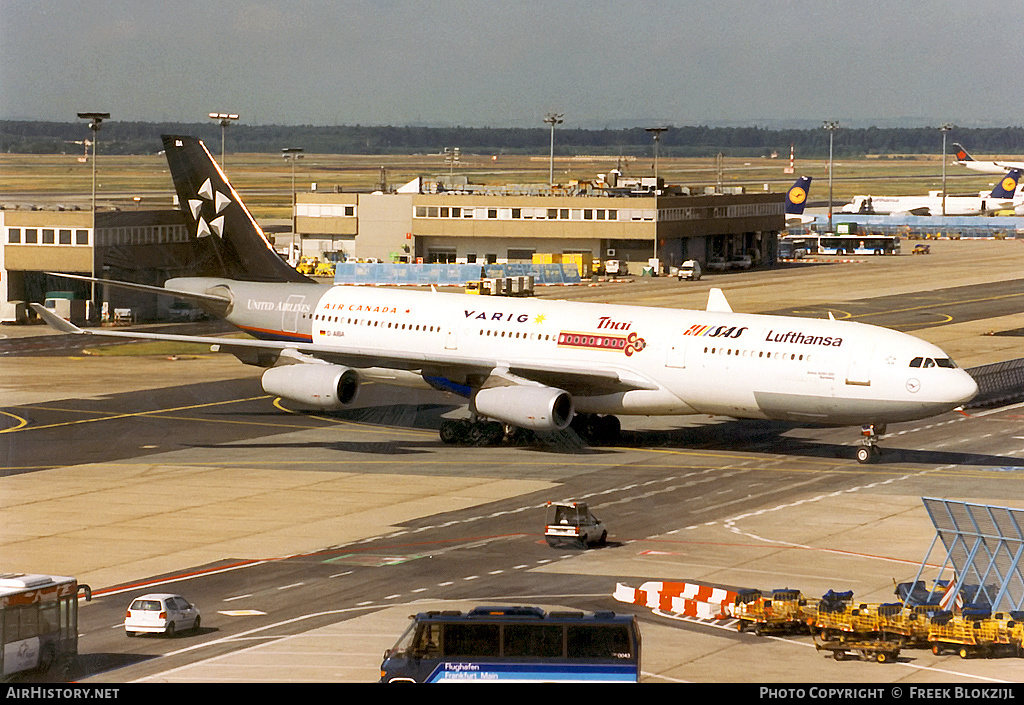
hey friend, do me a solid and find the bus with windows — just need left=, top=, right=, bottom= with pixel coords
left=379, top=605, right=641, bottom=682
left=817, top=234, right=900, bottom=256
left=1, top=573, right=91, bottom=679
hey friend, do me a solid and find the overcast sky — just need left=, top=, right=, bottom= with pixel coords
left=3, top=0, right=1022, bottom=128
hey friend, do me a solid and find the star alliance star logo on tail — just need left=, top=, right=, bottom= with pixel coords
left=188, top=177, right=232, bottom=238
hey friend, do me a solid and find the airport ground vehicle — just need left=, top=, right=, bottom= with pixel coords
left=734, top=589, right=809, bottom=635
left=778, top=237, right=813, bottom=259
left=928, top=608, right=1024, bottom=658
left=0, top=573, right=91, bottom=679
left=379, top=606, right=640, bottom=682
left=677, top=259, right=701, bottom=281
left=728, top=254, right=753, bottom=270
left=124, top=593, right=201, bottom=636
left=545, top=501, right=607, bottom=549
left=168, top=300, right=206, bottom=322
left=314, top=260, right=336, bottom=277
left=817, top=234, right=900, bottom=255
left=815, top=637, right=902, bottom=663
left=912, top=244, right=931, bottom=254
left=295, top=256, right=319, bottom=275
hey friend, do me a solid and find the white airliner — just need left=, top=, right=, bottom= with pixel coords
left=34, top=135, right=979, bottom=464
left=841, top=170, right=1023, bottom=217
left=953, top=143, right=1024, bottom=175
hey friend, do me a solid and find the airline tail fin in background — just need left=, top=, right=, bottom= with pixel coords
left=161, top=135, right=311, bottom=283
left=784, top=176, right=812, bottom=216
left=953, top=143, right=974, bottom=163
left=989, top=169, right=1022, bottom=199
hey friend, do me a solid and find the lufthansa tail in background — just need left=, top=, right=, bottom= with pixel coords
left=33, top=135, right=978, bottom=464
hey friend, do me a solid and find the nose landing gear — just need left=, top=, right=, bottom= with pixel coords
left=856, top=423, right=886, bottom=464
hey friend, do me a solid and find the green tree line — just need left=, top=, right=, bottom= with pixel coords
left=3, top=120, right=1024, bottom=158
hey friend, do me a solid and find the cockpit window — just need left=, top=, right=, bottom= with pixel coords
left=910, top=356, right=958, bottom=369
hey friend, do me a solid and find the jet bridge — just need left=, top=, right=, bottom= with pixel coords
left=904, top=498, right=1024, bottom=611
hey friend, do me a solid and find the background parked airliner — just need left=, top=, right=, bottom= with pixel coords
left=784, top=176, right=814, bottom=226
left=36, top=135, right=978, bottom=463
left=953, top=143, right=1024, bottom=175
left=841, top=169, right=1022, bottom=216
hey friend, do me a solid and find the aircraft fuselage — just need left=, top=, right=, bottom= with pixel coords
left=168, top=276, right=978, bottom=427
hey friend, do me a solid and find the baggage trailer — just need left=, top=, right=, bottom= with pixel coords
left=734, top=589, right=810, bottom=636
left=815, top=637, right=902, bottom=663
left=875, top=603, right=935, bottom=646
left=929, top=609, right=1024, bottom=658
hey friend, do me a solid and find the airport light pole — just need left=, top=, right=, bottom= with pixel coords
left=645, top=126, right=669, bottom=187
left=939, top=123, right=955, bottom=216
left=544, top=113, right=563, bottom=186
left=646, top=126, right=669, bottom=267
left=209, top=112, right=239, bottom=166
left=77, top=112, right=110, bottom=316
left=282, top=148, right=304, bottom=257
left=823, top=121, right=839, bottom=232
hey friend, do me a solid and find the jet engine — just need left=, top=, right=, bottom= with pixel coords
left=473, top=385, right=573, bottom=431
left=261, top=363, right=359, bottom=410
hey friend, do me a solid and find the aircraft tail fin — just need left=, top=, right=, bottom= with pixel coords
left=161, top=135, right=312, bottom=283
left=953, top=143, right=974, bottom=162
left=784, top=176, right=812, bottom=215
left=989, top=169, right=1022, bottom=199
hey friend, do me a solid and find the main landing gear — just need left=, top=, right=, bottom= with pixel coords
left=856, top=423, right=886, bottom=464
left=438, top=413, right=622, bottom=447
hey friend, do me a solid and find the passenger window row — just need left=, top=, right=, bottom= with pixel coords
left=704, top=346, right=810, bottom=362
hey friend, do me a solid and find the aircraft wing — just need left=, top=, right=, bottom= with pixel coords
left=30, top=304, right=657, bottom=396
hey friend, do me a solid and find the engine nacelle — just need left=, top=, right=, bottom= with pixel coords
left=261, top=363, right=359, bottom=410
left=473, top=385, right=574, bottom=431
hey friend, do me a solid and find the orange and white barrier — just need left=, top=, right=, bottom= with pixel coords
left=614, top=581, right=739, bottom=620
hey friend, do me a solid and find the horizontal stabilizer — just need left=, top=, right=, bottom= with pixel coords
left=706, top=288, right=733, bottom=313
left=44, top=272, right=231, bottom=304
left=29, top=303, right=85, bottom=334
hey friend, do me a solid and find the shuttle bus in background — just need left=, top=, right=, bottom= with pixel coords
left=817, top=233, right=901, bottom=256
left=1, top=573, right=91, bottom=679
left=380, top=605, right=641, bottom=682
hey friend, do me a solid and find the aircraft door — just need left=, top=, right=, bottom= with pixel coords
left=665, top=329, right=688, bottom=369
left=845, top=342, right=873, bottom=387
left=282, top=295, right=305, bottom=334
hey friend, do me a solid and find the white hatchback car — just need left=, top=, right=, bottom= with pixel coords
left=125, top=593, right=201, bottom=637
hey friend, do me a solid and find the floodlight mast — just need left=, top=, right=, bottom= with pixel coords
left=77, top=112, right=110, bottom=314
left=939, top=123, right=955, bottom=216
left=544, top=113, right=563, bottom=186
left=282, top=147, right=304, bottom=252
left=208, top=112, right=240, bottom=166
left=823, top=121, right=839, bottom=232
left=645, top=126, right=669, bottom=264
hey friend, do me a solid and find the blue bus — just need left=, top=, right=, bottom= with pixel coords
left=379, top=605, right=641, bottom=682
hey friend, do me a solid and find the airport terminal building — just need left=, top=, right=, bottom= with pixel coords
left=1, top=181, right=785, bottom=323
left=296, top=183, right=786, bottom=272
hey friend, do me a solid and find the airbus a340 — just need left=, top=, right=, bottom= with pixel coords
left=841, top=169, right=1022, bottom=216
left=953, top=143, right=1024, bottom=175
left=35, top=135, right=978, bottom=463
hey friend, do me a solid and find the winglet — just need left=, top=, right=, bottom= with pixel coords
left=29, top=303, right=86, bottom=334
left=706, top=288, right=733, bottom=313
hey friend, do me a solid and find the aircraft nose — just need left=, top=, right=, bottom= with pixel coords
left=950, top=370, right=979, bottom=405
